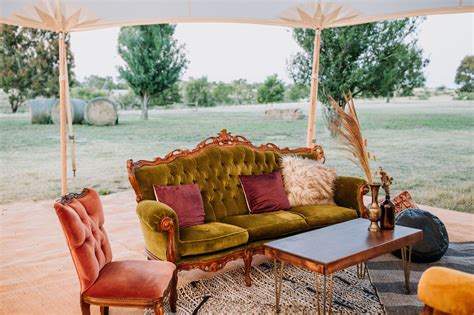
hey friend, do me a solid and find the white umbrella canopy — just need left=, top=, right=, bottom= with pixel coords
left=1, top=0, right=473, bottom=195
left=1, top=0, right=472, bottom=32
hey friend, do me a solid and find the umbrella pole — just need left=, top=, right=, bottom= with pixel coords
left=63, top=37, right=76, bottom=177
left=306, top=28, right=321, bottom=148
left=59, top=32, right=67, bottom=195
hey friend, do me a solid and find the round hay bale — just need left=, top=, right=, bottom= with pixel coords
left=84, top=97, right=118, bottom=126
left=29, top=98, right=56, bottom=124
left=51, top=99, right=86, bottom=125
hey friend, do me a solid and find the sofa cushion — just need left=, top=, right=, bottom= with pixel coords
left=239, top=171, right=290, bottom=213
left=83, top=260, right=175, bottom=300
left=289, top=205, right=358, bottom=228
left=280, top=155, right=337, bottom=206
left=179, top=222, right=249, bottom=257
left=220, top=211, right=308, bottom=241
left=154, top=183, right=205, bottom=228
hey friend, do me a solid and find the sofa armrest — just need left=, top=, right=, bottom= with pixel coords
left=418, top=266, right=474, bottom=314
left=334, top=176, right=369, bottom=218
left=136, top=200, right=179, bottom=262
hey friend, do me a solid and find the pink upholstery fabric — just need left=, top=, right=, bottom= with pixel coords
left=55, top=188, right=176, bottom=303
left=83, top=260, right=176, bottom=300
left=54, top=188, right=113, bottom=293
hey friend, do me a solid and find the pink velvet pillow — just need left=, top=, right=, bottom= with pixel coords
left=153, top=183, right=205, bottom=228
left=239, top=171, right=291, bottom=214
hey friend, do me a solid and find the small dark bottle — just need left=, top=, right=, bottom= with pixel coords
left=380, top=194, right=395, bottom=230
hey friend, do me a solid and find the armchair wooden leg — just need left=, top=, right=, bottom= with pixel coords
left=100, top=305, right=109, bottom=315
left=244, top=249, right=253, bottom=287
left=153, top=302, right=164, bottom=315
left=170, top=269, right=178, bottom=312
left=80, top=297, right=90, bottom=315
left=421, top=305, right=434, bottom=315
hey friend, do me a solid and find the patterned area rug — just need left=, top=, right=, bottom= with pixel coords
left=367, top=242, right=474, bottom=315
left=156, top=261, right=384, bottom=314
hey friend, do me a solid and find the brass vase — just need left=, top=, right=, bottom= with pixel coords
left=368, top=183, right=381, bottom=232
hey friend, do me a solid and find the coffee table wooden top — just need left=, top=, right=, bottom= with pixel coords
left=263, top=218, right=423, bottom=274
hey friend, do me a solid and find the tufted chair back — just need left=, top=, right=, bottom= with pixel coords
left=134, top=145, right=318, bottom=222
left=54, top=188, right=113, bottom=293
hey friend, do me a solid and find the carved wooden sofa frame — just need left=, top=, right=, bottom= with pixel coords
left=127, top=129, right=369, bottom=310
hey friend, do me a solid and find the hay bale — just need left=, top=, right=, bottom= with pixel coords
left=29, top=98, right=55, bottom=124
left=51, top=99, right=86, bottom=124
left=264, top=108, right=304, bottom=120
left=84, top=98, right=118, bottom=126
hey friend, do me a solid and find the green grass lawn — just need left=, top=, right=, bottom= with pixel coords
left=0, top=99, right=472, bottom=213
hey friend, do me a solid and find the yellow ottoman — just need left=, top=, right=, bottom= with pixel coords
left=418, top=266, right=474, bottom=314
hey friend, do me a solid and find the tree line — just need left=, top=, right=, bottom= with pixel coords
left=70, top=74, right=307, bottom=109
left=0, top=26, right=74, bottom=113
left=2, top=20, right=473, bottom=121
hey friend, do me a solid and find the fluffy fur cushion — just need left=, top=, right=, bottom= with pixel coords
left=280, top=155, right=337, bottom=207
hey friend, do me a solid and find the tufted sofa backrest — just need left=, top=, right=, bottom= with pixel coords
left=133, top=145, right=319, bottom=222
left=54, top=188, right=113, bottom=293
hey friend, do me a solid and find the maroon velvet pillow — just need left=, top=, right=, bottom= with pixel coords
left=239, top=171, right=291, bottom=214
left=153, top=183, right=205, bottom=228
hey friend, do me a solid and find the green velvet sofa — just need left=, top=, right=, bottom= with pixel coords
left=127, top=129, right=368, bottom=309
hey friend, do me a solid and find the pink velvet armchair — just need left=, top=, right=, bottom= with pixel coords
left=54, top=188, right=177, bottom=314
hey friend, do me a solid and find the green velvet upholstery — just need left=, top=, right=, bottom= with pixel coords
left=132, top=143, right=366, bottom=264
left=136, top=200, right=181, bottom=260
left=179, top=239, right=270, bottom=265
left=136, top=200, right=249, bottom=259
left=134, top=146, right=317, bottom=222
left=220, top=211, right=308, bottom=241
left=334, top=176, right=367, bottom=217
left=289, top=205, right=358, bottom=228
left=179, top=222, right=249, bottom=257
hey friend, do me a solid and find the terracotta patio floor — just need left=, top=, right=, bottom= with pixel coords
left=0, top=190, right=472, bottom=314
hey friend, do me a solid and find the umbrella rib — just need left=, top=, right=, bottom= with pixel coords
left=33, top=6, right=58, bottom=30
left=64, top=9, right=82, bottom=30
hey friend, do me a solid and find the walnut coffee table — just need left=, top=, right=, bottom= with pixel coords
left=263, top=218, right=423, bottom=314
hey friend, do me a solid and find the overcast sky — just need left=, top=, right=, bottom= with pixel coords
left=70, top=13, right=473, bottom=88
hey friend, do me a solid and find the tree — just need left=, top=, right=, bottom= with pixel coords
left=185, top=77, right=214, bottom=107
left=230, top=79, right=257, bottom=104
left=288, top=18, right=428, bottom=121
left=286, top=84, right=310, bottom=102
left=82, top=75, right=116, bottom=91
left=213, top=82, right=234, bottom=105
left=118, top=25, right=187, bottom=119
left=0, top=25, right=74, bottom=113
left=256, top=74, right=285, bottom=104
left=358, top=43, right=427, bottom=102
left=455, top=55, right=473, bottom=92
left=70, top=86, right=107, bottom=100
left=151, top=84, right=182, bottom=106
left=73, top=75, right=130, bottom=101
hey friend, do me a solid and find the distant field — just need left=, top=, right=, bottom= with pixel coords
left=0, top=99, right=472, bottom=213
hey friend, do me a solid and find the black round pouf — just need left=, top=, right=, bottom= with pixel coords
left=392, top=208, right=449, bottom=263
